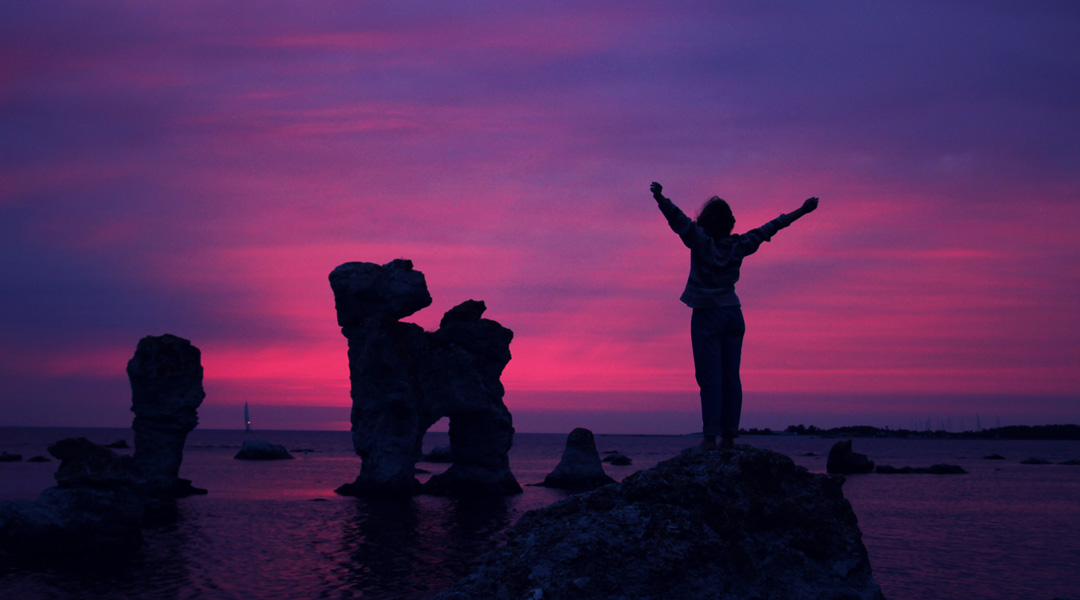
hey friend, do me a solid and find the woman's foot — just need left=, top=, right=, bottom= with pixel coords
left=696, top=436, right=717, bottom=452
left=720, top=436, right=735, bottom=449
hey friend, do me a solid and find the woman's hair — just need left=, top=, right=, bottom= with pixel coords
left=697, top=196, right=735, bottom=239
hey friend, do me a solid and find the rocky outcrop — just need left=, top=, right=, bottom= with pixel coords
left=0, top=334, right=207, bottom=564
left=434, top=446, right=884, bottom=600
left=234, top=439, right=294, bottom=460
left=0, top=452, right=21, bottom=462
left=827, top=440, right=875, bottom=475
left=127, top=334, right=206, bottom=496
left=875, top=464, right=967, bottom=474
left=330, top=260, right=520, bottom=497
left=542, top=428, right=615, bottom=491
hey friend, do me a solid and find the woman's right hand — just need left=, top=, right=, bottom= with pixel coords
left=801, top=197, right=819, bottom=212
left=650, top=182, right=663, bottom=198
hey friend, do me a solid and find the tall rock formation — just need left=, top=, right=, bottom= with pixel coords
left=329, top=259, right=520, bottom=497
left=434, top=446, right=885, bottom=600
left=127, top=334, right=206, bottom=496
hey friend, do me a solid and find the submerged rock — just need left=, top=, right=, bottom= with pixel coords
left=827, top=440, right=875, bottom=475
left=234, top=440, right=294, bottom=460
left=330, top=260, right=520, bottom=497
left=875, top=464, right=967, bottom=474
left=0, top=452, right=22, bottom=462
left=1020, top=457, right=1052, bottom=465
left=434, top=446, right=884, bottom=600
left=983, top=454, right=1006, bottom=460
left=542, top=428, right=615, bottom=491
left=1059, top=459, right=1080, bottom=466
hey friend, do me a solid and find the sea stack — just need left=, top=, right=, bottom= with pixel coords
left=127, top=334, right=206, bottom=496
left=330, top=260, right=520, bottom=497
left=542, top=428, right=615, bottom=491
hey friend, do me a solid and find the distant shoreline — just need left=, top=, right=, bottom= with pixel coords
left=743, top=423, right=1080, bottom=441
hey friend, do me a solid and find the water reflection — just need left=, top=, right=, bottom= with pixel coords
left=334, top=495, right=514, bottom=599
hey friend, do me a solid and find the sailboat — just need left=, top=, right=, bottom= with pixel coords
left=244, top=402, right=251, bottom=433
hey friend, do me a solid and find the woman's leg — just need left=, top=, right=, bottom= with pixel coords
left=691, top=309, right=724, bottom=441
left=719, top=308, right=745, bottom=443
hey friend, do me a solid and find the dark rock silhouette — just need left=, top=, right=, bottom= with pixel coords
left=827, top=440, right=875, bottom=475
left=434, top=446, right=884, bottom=600
left=1059, top=459, right=1080, bottom=465
left=983, top=453, right=1006, bottom=460
left=329, top=260, right=519, bottom=497
left=875, top=464, right=967, bottom=474
left=234, top=439, right=294, bottom=460
left=602, top=452, right=632, bottom=466
left=0, top=334, right=206, bottom=564
left=26, top=456, right=50, bottom=463
left=128, top=334, right=206, bottom=496
left=0, top=452, right=21, bottom=462
left=1020, top=457, right=1052, bottom=465
left=106, top=440, right=130, bottom=449
left=50, top=437, right=136, bottom=488
left=542, top=428, right=615, bottom=491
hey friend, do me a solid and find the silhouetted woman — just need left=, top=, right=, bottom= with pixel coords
left=650, top=182, right=818, bottom=450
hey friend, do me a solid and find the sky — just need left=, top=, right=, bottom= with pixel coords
left=2, top=1, right=1078, bottom=433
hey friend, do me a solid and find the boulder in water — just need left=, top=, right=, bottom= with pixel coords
left=827, top=440, right=875, bottom=475
left=234, top=440, right=294, bottom=460
left=602, top=452, right=632, bottom=466
left=542, top=428, right=615, bottom=491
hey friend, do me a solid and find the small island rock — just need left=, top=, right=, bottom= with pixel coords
left=542, top=428, right=615, bottom=491
left=827, top=440, right=875, bottom=475
left=234, top=440, right=294, bottom=460
left=602, top=452, right=632, bottom=466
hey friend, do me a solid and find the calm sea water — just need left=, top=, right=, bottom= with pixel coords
left=1, top=427, right=1078, bottom=600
